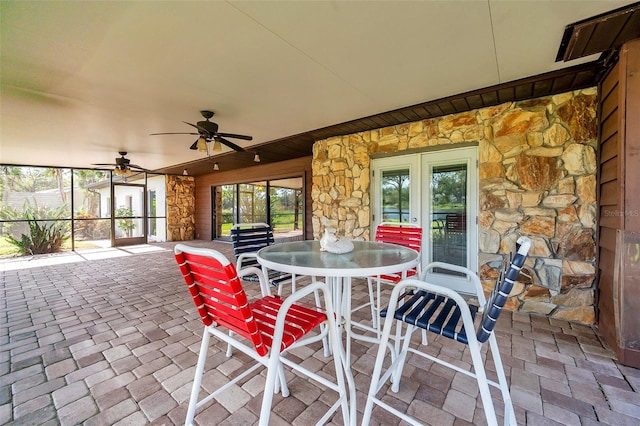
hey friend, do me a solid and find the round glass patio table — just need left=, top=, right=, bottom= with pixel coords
left=256, top=240, right=420, bottom=364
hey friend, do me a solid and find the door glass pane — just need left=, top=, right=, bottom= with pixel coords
left=218, top=184, right=236, bottom=237
left=147, top=174, right=166, bottom=242
left=239, top=182, right=267, bottom=224
left=431, top=164, right=467, bottom=266
left=270, top=177, right=303, bottom=240
left=114, top=185, right=145, bottom=239
left=382, top=168, right=410, bottom=224
left=72, top=169, right=111, bottom=249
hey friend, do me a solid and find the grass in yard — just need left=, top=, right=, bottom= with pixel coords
left=0, top=237, right=20, bottom=256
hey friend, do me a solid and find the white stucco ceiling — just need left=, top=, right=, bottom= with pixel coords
left=0, top=1, right=634, bottom=172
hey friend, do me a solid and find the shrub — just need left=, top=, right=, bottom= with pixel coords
left=0, top=199, right=71, bottom=255
left=115, top=206, right=136, bottom=238
left=74, top=213, right=96, bottom=240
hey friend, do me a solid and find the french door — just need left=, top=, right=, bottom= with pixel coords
left=371, top=147, right=478, bottom=273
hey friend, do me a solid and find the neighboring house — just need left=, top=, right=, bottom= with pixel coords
left=6, top=189, right=85, bottom=212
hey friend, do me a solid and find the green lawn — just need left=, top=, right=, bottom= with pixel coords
left=0, top=237, right=20, bottom=256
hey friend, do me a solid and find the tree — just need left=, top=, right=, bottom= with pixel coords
left=1, top=166, right=22, bottom=204
left=74, top=169, right=109, bottom=216
left=431, top=168, right=467, bottom=209
left=382, top=172, right=410, bottom=222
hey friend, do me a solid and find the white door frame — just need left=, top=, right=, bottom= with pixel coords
left=371, top=146, right=478, bottom=273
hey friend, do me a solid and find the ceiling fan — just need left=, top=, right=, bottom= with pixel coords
left=92, top=152, right=149, bottom=175
left=150, top=110, right=252, bottom=153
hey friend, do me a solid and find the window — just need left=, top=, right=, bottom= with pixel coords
left=215, top=177, right=303, bottom=240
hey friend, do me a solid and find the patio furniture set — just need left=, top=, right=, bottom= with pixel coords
left=173, top=222, right=531, bottom=425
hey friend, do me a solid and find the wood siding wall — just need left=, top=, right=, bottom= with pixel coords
left=597, top=39, right=640, bottom=367
left=194, top=156, right=313, bottom=241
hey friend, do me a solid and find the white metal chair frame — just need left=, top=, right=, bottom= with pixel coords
left=230, top=222, right=329, bottom=356
left=362, top=236, right=531, bottom=426
left=231, top=222, right=296, bottom=295
left=174, top=244, right=355, bottom=426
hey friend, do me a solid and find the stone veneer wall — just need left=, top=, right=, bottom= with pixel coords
left=166, top=175, right=195, bottom=241
left=311, top=89, right=598, bottom=324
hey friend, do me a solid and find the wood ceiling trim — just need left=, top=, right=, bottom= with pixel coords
left=157, top=61, right=603, bottom=176
left=556, top=2, right=640, bottom=62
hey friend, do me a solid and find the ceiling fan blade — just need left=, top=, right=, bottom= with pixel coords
left=150, top=132, right=199, bottom=136
left=129, top=164, right=151, bottom=172
left=216, top=136, right=245, bottom=152
left=182, top=121, right=202, bottom=130
left=217, top=132, right=253, bottom=141
left=92, top=163, right=118, bottom=166
left=189, top=140, right=199, bottom=150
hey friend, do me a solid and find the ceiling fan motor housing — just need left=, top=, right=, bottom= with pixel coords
left=197, top=120, right=219, bottom=137
left=116, top=153, right=130, bottom=169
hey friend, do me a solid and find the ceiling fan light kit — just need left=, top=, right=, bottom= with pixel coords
left=114, top=167, right=132, bottom=176
left=196, top=136, right=207, bottom=152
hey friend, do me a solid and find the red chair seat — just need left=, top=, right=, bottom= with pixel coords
left=250, top=296, right=327, bottom=352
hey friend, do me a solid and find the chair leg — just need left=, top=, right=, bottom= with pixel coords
left=275, top=363, right=289, bottom=397
left=467, top=337, right=499, bottom=426
left=312, top=277, right=331, bottom=357
left=367, top=277, right=377, bottom=330
left=362, top=307, right=396, bottom=425
left=391, top=323, right=415, bottom=392
left=186, top=327, right=211, bottom=426
left=488, top=334, right=516, bottom=425
left=259, top=350, right=281, bottom=426
left=225, top=330, right=234, bottom=357
left=325, top=311, right=355, bottom=425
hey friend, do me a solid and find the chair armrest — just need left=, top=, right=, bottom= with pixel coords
left=236, top=252, right=258, bottom=271
left=421, top=261, right=485, bottom=305
left=237, top=266, right=270, bottom=296
left=422, top=261, right=474, bottom=277
left=281, top=281, right=329, bottom=308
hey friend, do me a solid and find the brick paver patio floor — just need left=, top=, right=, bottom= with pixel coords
left=1, top=240, right=639, bottom=425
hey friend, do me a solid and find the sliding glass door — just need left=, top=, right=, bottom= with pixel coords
left=213, top=176, right=304, bottom=240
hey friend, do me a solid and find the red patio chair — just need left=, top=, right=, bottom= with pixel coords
left=174, top=244, right=354, bottom=426
left=353, top=222, right=423, bottom=336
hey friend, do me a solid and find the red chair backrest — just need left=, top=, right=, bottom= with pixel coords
left=175, top=247, right=268, bottom=356
left=375, top=224, right=422, bottom=253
